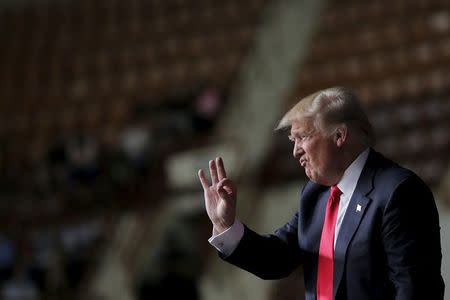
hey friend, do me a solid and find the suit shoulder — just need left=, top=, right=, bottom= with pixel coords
left=370, top=152, right=431, bottom=199
left=372, top=152, right=419, bottom=185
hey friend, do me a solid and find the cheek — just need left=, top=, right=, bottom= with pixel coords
left=305, top=143, right=320, bottom=163
left=317, top=146, right=336, bottom=169
left=307, top=145, right=328, bottom=170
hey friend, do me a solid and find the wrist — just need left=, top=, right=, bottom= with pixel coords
left=213, top=221, right=234, bottom=234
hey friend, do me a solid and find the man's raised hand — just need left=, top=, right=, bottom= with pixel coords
left=198, top=157, right=237, bottom=234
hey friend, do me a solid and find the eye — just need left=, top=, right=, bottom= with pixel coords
left=288, top=135, right=308, bottom=143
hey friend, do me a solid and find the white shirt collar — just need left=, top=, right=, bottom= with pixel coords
left=336, top=148, right=370, bottom=198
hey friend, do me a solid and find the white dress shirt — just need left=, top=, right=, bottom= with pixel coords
left=209, top=148, right=370, bottom=256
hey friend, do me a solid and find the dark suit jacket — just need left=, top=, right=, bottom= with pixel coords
left=222, top=149, right=445, bottom=299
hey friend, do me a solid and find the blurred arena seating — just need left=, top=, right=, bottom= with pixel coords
left=0, top=0, right=269, bottom=299
left=0, top=0, right=268, bottom=217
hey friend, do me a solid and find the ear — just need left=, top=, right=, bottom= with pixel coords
left=334, top=124, right=348, bottom=147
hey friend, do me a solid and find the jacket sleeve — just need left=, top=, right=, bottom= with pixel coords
left=220, top=212, right=302, bottom=280
left=381, top=175, right=444, bottom=300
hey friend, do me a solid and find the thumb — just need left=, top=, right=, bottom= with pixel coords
left=217, top=185, right=229, bottom=200
left=217, top=178, right=234, bottom=200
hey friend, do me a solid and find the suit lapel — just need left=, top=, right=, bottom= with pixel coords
left=332, top=149, right=378, bottom=299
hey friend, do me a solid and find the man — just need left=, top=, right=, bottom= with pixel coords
left=198, top=87, right=445, bottom=299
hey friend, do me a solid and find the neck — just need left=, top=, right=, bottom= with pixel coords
left=334, top=142, right=368, bottom=185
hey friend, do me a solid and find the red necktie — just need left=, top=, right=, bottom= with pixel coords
left=317, top=185, right=342, bottom=300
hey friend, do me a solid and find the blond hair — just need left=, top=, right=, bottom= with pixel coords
left=276, top=87, right=375, bottom=146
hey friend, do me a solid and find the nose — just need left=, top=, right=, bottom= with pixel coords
left=292, top=139, right=303, bottom=159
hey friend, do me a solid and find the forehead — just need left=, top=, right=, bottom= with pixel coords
left=290, top=120, right=314, bottom=135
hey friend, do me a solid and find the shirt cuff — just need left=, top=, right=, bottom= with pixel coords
left=208, top=219, right=244, bottom=256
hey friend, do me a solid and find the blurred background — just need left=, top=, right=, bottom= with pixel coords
left=0, top=0, right=449, bottom=299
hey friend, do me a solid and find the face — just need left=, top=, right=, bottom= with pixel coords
left=289, top=121, right=342, bottom=186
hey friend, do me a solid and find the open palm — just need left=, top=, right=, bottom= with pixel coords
left=198, top=157, right=237, bottom=233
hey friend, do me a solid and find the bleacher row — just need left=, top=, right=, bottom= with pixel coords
left=263, top=0, right=450, bottom=189
left=319, top=0, right=450, bottom=36
left=298, top=16, right=450, bottom=98
left=312, top=17, right=450, bottom=64
left=0, top=25, right=253, bottom=94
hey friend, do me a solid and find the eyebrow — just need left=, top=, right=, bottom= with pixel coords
left=290, top=128, right=310, bottom=136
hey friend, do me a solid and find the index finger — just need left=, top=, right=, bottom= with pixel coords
left=216, top=157, right=227, bottom=180
left=198, top=169, right=210, bottom=190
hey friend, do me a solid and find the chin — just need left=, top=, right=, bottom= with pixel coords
left=309, top=175, right=332, bottom=186
left=306, top=173, right=320, bottom=184
left=312, top=179, right=327, bottom=186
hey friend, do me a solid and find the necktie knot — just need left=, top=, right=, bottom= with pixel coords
left=330, top=185, right=342, bottom=202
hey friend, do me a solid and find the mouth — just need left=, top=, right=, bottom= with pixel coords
left=300, top=158, right=307, bottom=168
